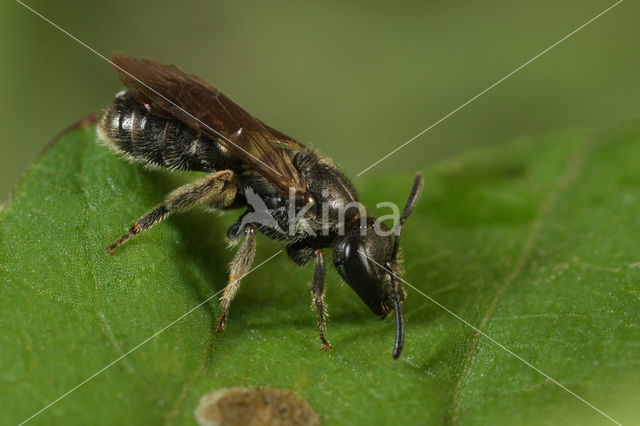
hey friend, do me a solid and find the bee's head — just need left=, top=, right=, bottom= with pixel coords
left=333, top=174, right=423, bottom=359
left=333, top=218, right=399, bottom=316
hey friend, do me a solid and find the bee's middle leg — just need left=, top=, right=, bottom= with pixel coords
left=312, top=249, right=331, bottom=351
left=285, top=245, right=331, bottom=351
left=107, top=169, right=237, bottom=254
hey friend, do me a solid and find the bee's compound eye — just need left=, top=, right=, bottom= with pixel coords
left=333, top=224, right=394, bottom=316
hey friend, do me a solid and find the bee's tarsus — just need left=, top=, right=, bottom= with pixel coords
left=215, top=316, right=227, bottom=333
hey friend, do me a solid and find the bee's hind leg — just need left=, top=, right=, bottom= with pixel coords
left=107, top=169, right=237, bottom=254
left=216, top=224, right=256, bottom=332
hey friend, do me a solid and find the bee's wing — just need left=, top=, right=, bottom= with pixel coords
left=110, top=52, right=308, bottom=196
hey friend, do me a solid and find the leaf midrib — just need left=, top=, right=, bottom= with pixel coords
left=449, top=142, right=591, bottom=423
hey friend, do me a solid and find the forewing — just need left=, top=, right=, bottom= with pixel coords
left=109, top=52, right=307, bottom=195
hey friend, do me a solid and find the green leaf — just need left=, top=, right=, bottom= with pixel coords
left=2, top=123, right=639, bottom=425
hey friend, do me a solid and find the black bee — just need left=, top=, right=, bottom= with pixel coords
left=98, top=52, right=423, bottom=359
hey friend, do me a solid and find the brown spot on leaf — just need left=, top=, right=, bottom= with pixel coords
left=195, top=387, right=320, bottom=426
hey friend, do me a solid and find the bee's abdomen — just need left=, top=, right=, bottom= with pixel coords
left=98, top=91, right=238, bottom=172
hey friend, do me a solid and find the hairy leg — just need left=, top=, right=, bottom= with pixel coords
left=216, top=225, right=257, bottom=332
left=107, top=170, right=236, bottom=254
left=312, top=249, right=331, bottom=351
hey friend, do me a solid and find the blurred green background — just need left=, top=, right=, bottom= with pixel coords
left=0, top=0, right=638, bottom=200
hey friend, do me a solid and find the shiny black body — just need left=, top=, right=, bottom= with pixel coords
left=101, top=91, right=240, bottom=173
left=100, top=52, right=422, bottom=359
left=100, top=92, right=362, bottom=247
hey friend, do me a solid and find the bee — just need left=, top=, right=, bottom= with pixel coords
left=98, top=52, right=423, bottom=359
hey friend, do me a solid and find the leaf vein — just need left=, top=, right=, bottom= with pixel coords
left=450, top=144, right=590, bottom=423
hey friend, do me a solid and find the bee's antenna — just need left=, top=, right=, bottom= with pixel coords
left=391, top=275, right=405, bottom=360
left=392, top=173, right=424, bottom=260
left=389, top=173, right=422, bottom=360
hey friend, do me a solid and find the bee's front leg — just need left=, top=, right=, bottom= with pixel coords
left=216, top=224, right=256, bottom=333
